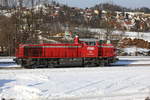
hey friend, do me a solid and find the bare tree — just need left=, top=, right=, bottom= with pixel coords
left=0, top=15, right=16, bottom=55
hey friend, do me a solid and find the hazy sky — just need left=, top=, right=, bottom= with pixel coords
left=54, top=0, right=150, bottom=9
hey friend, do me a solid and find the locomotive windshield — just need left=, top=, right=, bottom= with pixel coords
left=80, top=39, right=97, bottom=46
left=84, top=41, right=96, bottom=46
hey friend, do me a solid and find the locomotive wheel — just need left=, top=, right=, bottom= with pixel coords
left=48, top=63, right=54, bottom=68
left=81, top=58, right=85, bottom=67
left=95, top=63, right=100, bottom=67
left=83, top=62, right=91, bottom=67
left=104, top=60, right=110, bottom=66
left=82, top=58, right=90, bottom=67
left=83, top=61, right=93, bottom=67
left=99, top=62, right=105, bottom=67
left=94, top=59, right=101, bottom=67
left=21, top=60, right=32, bottom=69
left=30, top=65, right=37, bottom=69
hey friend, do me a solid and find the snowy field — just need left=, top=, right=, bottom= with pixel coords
left=0, top=57, right=150, bottom=100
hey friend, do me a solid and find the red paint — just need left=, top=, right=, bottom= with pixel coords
left=16, top=38, right=116, bottom=59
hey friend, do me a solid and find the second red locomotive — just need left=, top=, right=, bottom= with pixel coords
left=14, top=36, right=118, bottom=68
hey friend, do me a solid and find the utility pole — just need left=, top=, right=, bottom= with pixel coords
left=101, top=0, right=103, bottom=10
left=65, top=0, right=68, bottom=6
left=31, top=0, right=34, bottom=8
left=18, top=0, right=23, bottom=7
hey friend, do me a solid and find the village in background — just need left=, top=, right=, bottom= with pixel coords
left=0, top=0, right=150, bottom=56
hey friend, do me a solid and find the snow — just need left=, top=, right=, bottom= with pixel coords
left=87, top=28, right=150, bottom=42
left=0, top=67, right=150, bottom=100
left=0, top=85, right=42, bottom=100
left=122, top=47, right=150, bottom=56
left=118, top=56, right=150, bottom=60
left=0, top=59, right=14, bottom=63
left=34, top=4, right=47, bottom=13
left=0, top=63, right=20, bottom=68
left=85, top=28, right=150, bottom=55
left=0, top=57, right=150, bottom=100
left=124, top=47, right=149, bottom=54
left=125, top=31, right=150, bottom=42
left=113, top=60, right=150, bottom=65
left=113, top=56, right=150, bottom=65
left=0, top=57, right=20, bottom=68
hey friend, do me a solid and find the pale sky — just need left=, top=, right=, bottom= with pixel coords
left=54, top=0, right=150, bottom=9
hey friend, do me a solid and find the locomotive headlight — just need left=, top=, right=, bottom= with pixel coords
left=87, top=47, right=95, bottom=50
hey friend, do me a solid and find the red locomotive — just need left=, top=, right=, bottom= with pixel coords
left=14, top=36, right=118, bottom=68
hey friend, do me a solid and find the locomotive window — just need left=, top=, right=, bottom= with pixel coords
left=24, top=46, right=42, bottom=57
left=85, top=41, right=96, bottom=46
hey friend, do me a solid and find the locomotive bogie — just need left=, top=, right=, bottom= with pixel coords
left=15, top=57, right=117, bottom=68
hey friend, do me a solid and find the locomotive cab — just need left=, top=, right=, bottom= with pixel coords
left=80, top=39, right=98, bottom=58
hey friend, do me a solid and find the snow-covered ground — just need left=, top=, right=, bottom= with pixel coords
left=0, top=57, right=150, bottom=100
left=123, top=47, right=149, bottom=55
left=0, top=57, right=15, bottom=63
left=1, top=66, right=150, bottom=100
left=113, top=56, right=150, bottom=65
left=88, top=28, right=150, bottom=42
left=0, top=57, right=20, bottom=68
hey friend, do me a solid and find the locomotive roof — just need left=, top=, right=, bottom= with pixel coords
left=80, top=38, right=99, bottom=42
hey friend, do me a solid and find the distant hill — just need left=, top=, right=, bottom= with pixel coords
left=135, top=7, right=150, bottom=13
left=91, top=3, right=131, bottom=12
left=92, top=3, right=150, bottom=14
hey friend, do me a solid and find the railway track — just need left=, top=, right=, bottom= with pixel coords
left=0, top=62, right=16, bottom=64
left=0, top=67, right=23, bottom=69
left=0, top=56, right=150, bottom=69
left=111, top=64, right=150, bottom=67
left=0, top=61, right=21, bottom=69
left=0, top=63, right=150, bottom=70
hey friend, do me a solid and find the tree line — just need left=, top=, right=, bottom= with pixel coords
left=0, top=1, right=149, bottom=56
